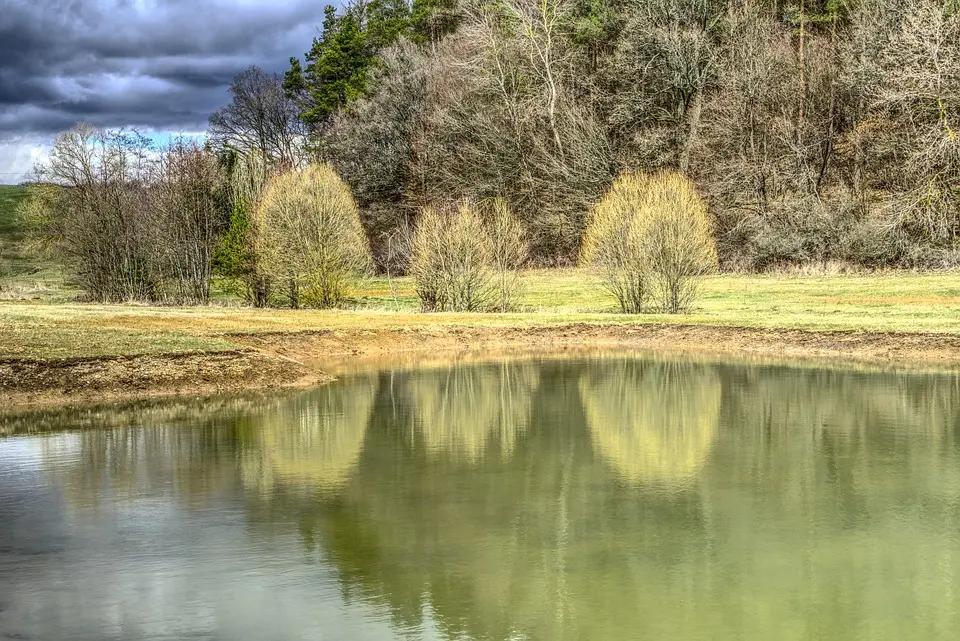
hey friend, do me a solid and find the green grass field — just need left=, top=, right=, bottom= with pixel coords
left=3, top=183, right=960, bottom=361
left=2, top=269, right=960, bottom=360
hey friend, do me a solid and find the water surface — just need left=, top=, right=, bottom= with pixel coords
left=2, top=354, right=960, bottom=640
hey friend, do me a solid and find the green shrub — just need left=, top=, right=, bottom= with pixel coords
left=215, top=152, right=271, bottom=307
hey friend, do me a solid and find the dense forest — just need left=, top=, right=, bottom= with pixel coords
left=212, top=0, right=958, bottom=269
left=19, top=0, right=960, bottom=308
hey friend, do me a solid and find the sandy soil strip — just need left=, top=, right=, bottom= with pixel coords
left=2, top=322, right=959, bottom=410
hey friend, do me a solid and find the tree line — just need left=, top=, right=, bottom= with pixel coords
left=19, top=0, right=960, bottom=307
left=276, top=0, right=959, bottom=269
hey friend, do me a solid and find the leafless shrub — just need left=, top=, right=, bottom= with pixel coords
left=253, top=164, right=373, bottom=308
left=582, top=171, right=717, bottom=313
left=22, top=125, right=163, bottom=302
left=641, top=173, right=718, bottom=313
left=153, top=141, right=228, bottom=303
left=482, top=198, right=528, bottom=311
left=410, top=201, right=494, bottom=312
left=580, top=172, right=651, bottom=313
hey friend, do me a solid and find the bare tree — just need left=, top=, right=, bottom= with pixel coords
left=209, top=67, right=307, bottom=170
left=153, top=141, right=228, bottom=303
left=24, top=124, right=163, bottom=302
left=609, top=0, right=724, bottom=171
left=412, top=6, right=614, bottom=261
left=499, top=0, right=571, bottom=155
left=22, top=125, right=232, bottom=303
left=270, top=0, right=958, bottom=270
left=854, top=0, right=960, bottom=244
left=319, top=39, right=432, bottom=265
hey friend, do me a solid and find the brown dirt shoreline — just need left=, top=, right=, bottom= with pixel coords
left=3, top=322, right=960, bottom=410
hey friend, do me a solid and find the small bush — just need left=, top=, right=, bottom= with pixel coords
left=580, top=172, right=653, bottom=313
left=640, top=173, right=718, bottom=313
left=410, top=202, right=494, bottom=312
left=483, top=198, right=528, bottom=312
left=581, top=171, right=717, bottom=313
left=253, top=164, right=372, bottom=308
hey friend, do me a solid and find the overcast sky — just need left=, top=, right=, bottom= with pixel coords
left=0, top=0, right=324, bottom=183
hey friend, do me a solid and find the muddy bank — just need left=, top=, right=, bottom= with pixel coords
left=0, top=349, right=327, bottom=409
left=3, top=322, right=960, bottom=410
left=234, top=323, right=960, bottom=369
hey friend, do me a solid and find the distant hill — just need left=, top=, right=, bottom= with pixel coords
left=0, top=184, right=67, bottom=295
left=0, top=185, right=28, bottom=240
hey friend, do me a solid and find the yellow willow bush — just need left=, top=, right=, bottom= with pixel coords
left=581, top=171, right=718, bottom=313
left=410, top=201, right=493, bottom=312
left=254, top=164, right=372, bottom=308
left=411, top=199, right=529, bottom=312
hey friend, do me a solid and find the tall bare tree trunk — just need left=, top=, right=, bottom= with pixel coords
left=798, top=0, right=807, bottom=124
left=680, top=88, right=704, bottom=172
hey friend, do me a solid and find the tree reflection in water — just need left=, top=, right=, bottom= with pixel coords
left=579, top=358, right=721, bottom=486
left=241, top=377, right=378, bottom=496
left=30, top=356, right=960, bottom=640
left=403, top=361, right=540, bottom=462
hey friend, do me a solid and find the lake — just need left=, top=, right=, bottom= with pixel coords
left=2, top=353, right=960, bottom=640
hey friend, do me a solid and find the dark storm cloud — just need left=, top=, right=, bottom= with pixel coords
left=0, top=0, right=323, bottom=137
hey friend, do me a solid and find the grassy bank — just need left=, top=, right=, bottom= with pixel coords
left=5, top=179, right=960, bottom=406
left=2, top=269, right=960, bottom=361
left=3, top=268, right=960, bottom=408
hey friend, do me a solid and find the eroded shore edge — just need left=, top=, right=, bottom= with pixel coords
left=3, top=322, right=960, bottom=411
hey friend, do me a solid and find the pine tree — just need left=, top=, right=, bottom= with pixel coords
left=284, top=5, right=372, bottom=130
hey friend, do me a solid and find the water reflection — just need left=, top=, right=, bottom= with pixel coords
left=403, top=361, right=539, bottom=461
left=579, top=357, right=721, bottom=485
left=4, top=355, right=960, bottom=640
left=37, top=403, right=247, bottom=509
left=241, top=380, right=377, bottom=495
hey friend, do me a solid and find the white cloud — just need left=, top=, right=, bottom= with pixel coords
left=0, top=138, right=52, bottom=184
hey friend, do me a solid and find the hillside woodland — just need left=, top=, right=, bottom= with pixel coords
left=15, top=0, right=960, bottom=307
left=272, top=0, right=959, bottom=269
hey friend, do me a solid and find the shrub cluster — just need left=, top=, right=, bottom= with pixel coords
left=410, top=199, right=527, bottom=312
left=581, top=171, right=718, bottom=313
left=21, top=125, right=374, bottom=308
left=20, top=127, right=228, bottom=304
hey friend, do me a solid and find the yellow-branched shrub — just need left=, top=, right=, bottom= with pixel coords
left=580, top=172, right=653, bottom=313
left=254, top=164, right=372, bottom=308
left=410, top=201, right=494, bottom=312
left=581, top=171, right=717, bottom=313
left=483, top=198, right=528, bottom=312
